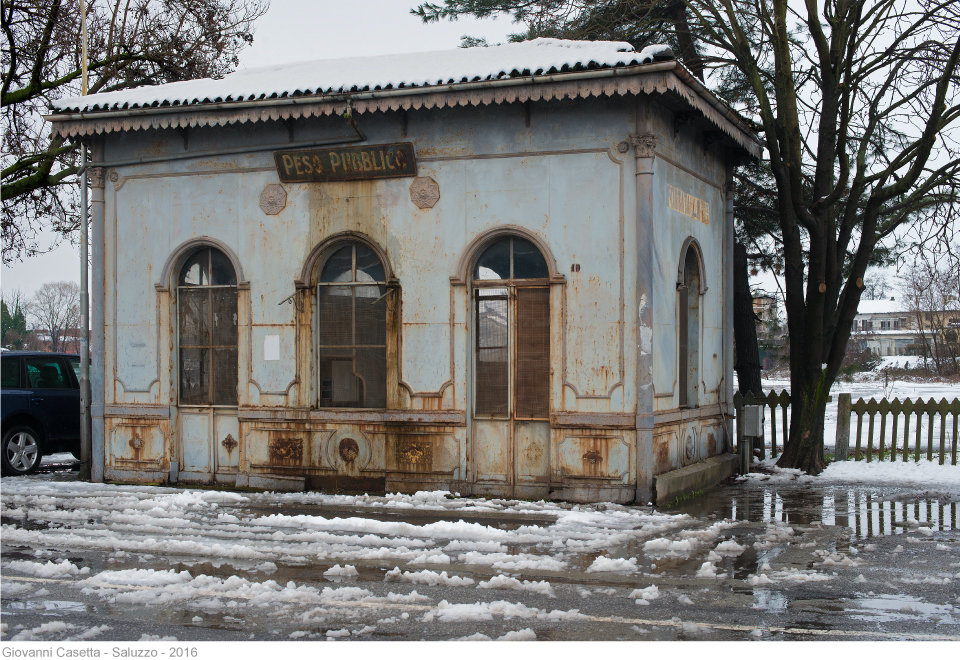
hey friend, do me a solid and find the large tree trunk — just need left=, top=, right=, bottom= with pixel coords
left=670, top=2, right=703, bottom=81
left=777, top=377, right=829, bottom=473
left=733, top=241, right=762, bottom=395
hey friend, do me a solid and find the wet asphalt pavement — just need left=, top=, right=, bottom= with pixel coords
left=1, top=456, right=959, bottom=642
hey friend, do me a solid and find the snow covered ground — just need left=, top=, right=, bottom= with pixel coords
left=2, top=475, right=959, bottom=642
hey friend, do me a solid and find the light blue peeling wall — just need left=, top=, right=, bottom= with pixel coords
left=101, top=93, right=721, bottom=429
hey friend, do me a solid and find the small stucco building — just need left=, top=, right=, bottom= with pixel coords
left=47, top=39, right=759, bottom=503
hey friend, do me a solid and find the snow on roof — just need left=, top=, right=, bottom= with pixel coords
left=53, top=39, right=673, bottom=113
left=856, top=299, right=905, bottom=315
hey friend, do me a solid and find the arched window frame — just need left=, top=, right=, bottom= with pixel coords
left=677, top=239, right=704, bottom=408
left=305, top=234, right=396, bottom=410
left=468, top=232, right=553, bottom=421
left=172, top=244, right=240, bottom=407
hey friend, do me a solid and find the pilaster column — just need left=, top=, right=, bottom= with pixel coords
left=632, top=133, right=657, bottom=502
left=88, top=164, right=106, bottom=482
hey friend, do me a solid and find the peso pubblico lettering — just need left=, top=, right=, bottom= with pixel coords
left=274, top=143, right=417, bottom=182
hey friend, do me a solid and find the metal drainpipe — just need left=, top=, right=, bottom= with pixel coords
left=79, top=144, right=91, bottom=481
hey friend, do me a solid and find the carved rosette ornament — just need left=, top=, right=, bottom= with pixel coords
left=259, top=184, right=287, bottom=215
left=87, top=167, right=105, bottom=189
left=409, top=176, right=440, bottom=209
left=630, top=134, right=658, bottom=158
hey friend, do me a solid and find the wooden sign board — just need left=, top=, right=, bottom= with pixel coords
left=274, top=143, right=417, bottom=183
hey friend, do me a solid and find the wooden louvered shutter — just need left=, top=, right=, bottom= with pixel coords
left=514, top=287, right=550, bottom=419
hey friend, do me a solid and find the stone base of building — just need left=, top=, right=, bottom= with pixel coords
left=652, top=453, right=738, bottom=506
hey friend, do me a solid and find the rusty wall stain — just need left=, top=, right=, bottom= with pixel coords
left=654, top=434, right=671, bottom=475
left=396, top=437, right=433, bottom=465
left=268, top=435, right=304, bottom=465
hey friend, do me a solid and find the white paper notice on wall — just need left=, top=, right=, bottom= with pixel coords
left=264, top=335, right=280, bottom=361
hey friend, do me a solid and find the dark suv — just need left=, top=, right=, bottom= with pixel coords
left=1, top=351, right=81, bottom=475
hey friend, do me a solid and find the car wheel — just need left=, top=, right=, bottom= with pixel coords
left=1, top=426, right=43, bottom=476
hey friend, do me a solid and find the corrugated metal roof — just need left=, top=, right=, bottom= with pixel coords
left=53, top=39, right=672, bottom=113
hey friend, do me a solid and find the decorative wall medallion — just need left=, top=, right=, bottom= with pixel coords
left=324, top=432, right=371, bottom=471
left=222, top=434, right=238, bottom=452
left=409, top=176, right=440, bottom=209
left=338, top=438, right=360, bottom=463
left=259, top=184, right=287, bottom=215
left=109, top=171, right=119, bottom=182
left=129, top=433, right=143, bottom=450
left=583, top=450, right=602, bottom=464
left=616, top=140, right=630, bottom=154
left=396, top=438, right=432, bottom=465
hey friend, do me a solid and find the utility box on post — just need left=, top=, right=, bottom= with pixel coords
left=740, top=405, right=764, bottom=474
left=743, top=405, right=764, bottom=438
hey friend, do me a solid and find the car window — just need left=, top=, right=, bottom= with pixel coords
left=25, top=357, right=72, bottom=389
left=69, top=357, right=81, bottom=382
left=1, top=358, right=19, bottom=388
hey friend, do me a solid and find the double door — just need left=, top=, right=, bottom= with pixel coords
left=472, top=286, right=550, bottom=496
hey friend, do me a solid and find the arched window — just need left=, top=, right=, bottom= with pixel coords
left=316, top=242, right=387, bottom=408
left=178, top=247, right=238, bottom=406
left=472, top=236, right=550, bottom=419
left=678, top=244, right=701, bottom=408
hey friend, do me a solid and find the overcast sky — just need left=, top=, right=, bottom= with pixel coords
left=0, top=0, right=884, bottom=309
left=1, top=0, right=512, bottom=298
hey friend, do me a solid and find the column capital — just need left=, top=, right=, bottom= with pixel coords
left=630, top=133, right=658, bottom=159
left=87, top=167, right=105, bottom=189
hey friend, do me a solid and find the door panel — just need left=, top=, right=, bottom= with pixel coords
left=471, top=285, right=552, bottom=492
left=473, top=419, right=510, bottom=482
left=180, top=411, right=212, bottom=475
left=514, top=420, right=549, bottom=483
left=215, top=412, right=240, bottom=473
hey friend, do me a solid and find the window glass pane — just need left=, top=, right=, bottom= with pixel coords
left=318, top=287, right=353, bottom=346
left=179, top=248, right=210, bottom=286
left=477, top=286, right=508, bottom=297
left=512, top=238, right=549, bottom=279
left=355, top=286, right=387, bottom=346
left=212, top=347, right=238, bottom=405
left=320, top=246, right=353, bottom=283
left=355, top=346, right=387, bottom=408
left=316, top=241, right=387, bottom=409
left=25, top=357, right=71, bottom=389
left=179, top=289, right=209, bottom=346
left=1, top=358, right=19, bottom=388
left=179, top=347, right=209, bottom=405
left=515, top=288, right=550, bottom=418
left=356, top=244, right=385, bottom=282
left=317, top=350, right=352, bottom=406
left=210, top=249, right=237, bottom=286
left=211, top=289, right=238, bottom=346
left=69, top=357, right=80, bottom=382
left=475, top=297, right=509, bottom=416
left=474, top=238, right=510, bottom=280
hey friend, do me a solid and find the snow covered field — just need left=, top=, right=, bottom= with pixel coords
left=748, top=376, right=958, bottom=454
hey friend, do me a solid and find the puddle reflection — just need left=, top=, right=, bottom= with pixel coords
left=679, top=488, right=958, bottom=539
